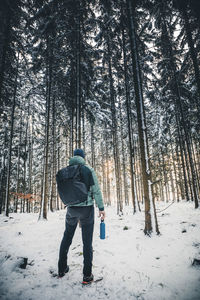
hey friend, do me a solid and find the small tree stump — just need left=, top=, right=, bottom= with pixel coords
left=123, top=226, right=129, bottom=230
left=17, top=257, right=28, bottom=269
left=192, top=258, right=200, bottom=266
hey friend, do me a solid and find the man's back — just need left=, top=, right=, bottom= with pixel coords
left=68, top=155, right=104, bottom=211
left=58, top=148, right=105, bottom=283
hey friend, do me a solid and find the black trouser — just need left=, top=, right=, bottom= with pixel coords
left=58, top=205, right=94, bottom=276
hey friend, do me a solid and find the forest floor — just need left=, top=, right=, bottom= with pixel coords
left=0, top=201, right=200, bottom=300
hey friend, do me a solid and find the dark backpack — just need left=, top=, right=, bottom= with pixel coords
left=56, top=165, right=91, bottom=206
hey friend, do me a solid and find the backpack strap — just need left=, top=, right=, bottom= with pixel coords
left=73, top=164, right=82, bottom=180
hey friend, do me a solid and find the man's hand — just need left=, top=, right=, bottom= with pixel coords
left=98, top=210, right=105, bottom=221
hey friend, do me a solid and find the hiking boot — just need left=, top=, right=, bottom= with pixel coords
left=82, top=274, right=94, bottom=284
left=58, top=265, right=69, bottom=278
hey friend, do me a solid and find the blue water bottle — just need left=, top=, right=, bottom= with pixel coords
left=100, top=219, right=105, bottom=239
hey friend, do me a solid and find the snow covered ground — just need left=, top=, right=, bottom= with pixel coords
left=0, top=201, right=200, bottom=300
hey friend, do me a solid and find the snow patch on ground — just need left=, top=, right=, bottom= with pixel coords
left=0, top=201, right=200, bottom=300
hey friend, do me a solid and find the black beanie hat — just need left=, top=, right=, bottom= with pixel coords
left=74, top=148, right=85, bottom=158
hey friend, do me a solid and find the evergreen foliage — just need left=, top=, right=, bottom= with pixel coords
left=0, top=0, right=199, bottom=233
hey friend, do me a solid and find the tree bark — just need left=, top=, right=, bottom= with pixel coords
left=121, top=8, right=136, bottom=212
left=126, top=0, right=159, bottom=234
left=39, top=37, right=52, bottom=220
left=5, top=55, right=19, bottom=216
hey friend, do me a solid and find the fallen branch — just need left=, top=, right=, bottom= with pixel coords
left=156, top=201, right=175, bottom=213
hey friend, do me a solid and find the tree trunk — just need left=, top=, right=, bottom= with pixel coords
left=119, top=99, right=129, bottom=206
left=169, top=128, right=180, bottom=201
left=161, top=150, right=170, bottom=202
left=105, top=129, right=111, bottom=206
left=56, top=127, right=60, bottom=210
left=0, top=127, right=8, bottom=214
left=76, top=6, right=81, bottom=148
left=121, top=10, right=136, bottom=212
left=161, top=12, right=199, bottom=207
left=126, top=0, right=159, bottom=234
left=0, top=9, right=10, bottom=102
left=90, top=121, right=95, bottom=169
left=15, top=114, right=23, bottom=212
left=50, top=95, right=56, bottom=212
left=28, top=113, right=33, bottom=213
left=23, top=97, right=31, bottom=213
left=4, top=54, right=19, bottom=216
left=107, top=33, right=123, bottom=214
left=39, top=38, right=52, bottom=220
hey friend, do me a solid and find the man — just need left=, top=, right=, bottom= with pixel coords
left=58, top=148, right=105, bottom=284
